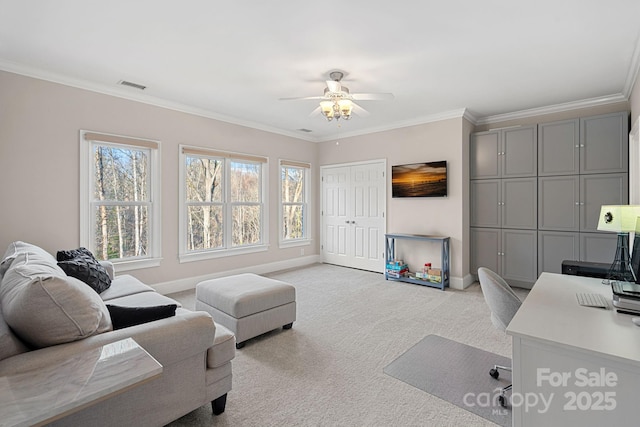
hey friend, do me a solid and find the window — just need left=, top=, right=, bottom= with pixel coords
left=180, top=146, right=268, bottom=262
left=280, top=159, right=310, bottom=246
left=80, top=131, right=161, bottom=271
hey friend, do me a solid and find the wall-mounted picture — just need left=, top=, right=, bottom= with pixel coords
left=392, top=160, right=447, bottom=198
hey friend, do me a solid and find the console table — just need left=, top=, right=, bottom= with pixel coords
left=1, top=337, right=162, bottom=427
left=384, top=233, right=450, bottom=290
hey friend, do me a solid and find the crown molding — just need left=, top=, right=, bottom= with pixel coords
left=475, top=94, right=628, bottom=126
left=2, top=57, right=635, bottom=142
left=623, top=31, right=640, bottom=97
left=0, top=60, right=317, bottom=143
left=315, top=108, right=470, bottom=142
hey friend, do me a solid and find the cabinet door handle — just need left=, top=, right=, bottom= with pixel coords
left=575, top=202, right=580, bottom=205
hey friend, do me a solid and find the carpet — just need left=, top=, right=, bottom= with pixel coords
left=384, top=334, right=512, bottom=427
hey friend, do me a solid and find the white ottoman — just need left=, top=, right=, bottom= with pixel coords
left=196, top=273, right=296, bottom=349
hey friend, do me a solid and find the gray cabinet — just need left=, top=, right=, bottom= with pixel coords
left=581, top=112, right=629, bottom=174
left=471, top=178, right=537, bottom=229
left=580, top=173, right=629, bottom=232
left=470, top=228, right=500, bottom=274
left=538, top=112, right=628, bottom=176
left=470, top=125, right=537, bottom=179
left=538, top=173, right=628, bottom=232
left=471, top=110, right=629, bottom=288
left=538, top=176, right=580, bottom=231
left=580, top=233, right=618, bottom=264
left=503, top=127, right=538, bottom=177
left=538, top=119, right=579, bottom=176
left=470, top=180, right=500, bottom=227
left=471, top=228, right=537, bottom=289
left=502, top=229, right=538, bottom=287
left=538, top=231, right=579, bottom=275
left=470, top=132, right=500, bottom=179
left=537, top=231, right=618, bottom=275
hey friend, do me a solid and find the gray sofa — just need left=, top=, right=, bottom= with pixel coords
left=0, top=241, right=235, bottom=426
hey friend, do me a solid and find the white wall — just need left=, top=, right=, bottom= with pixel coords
left=317, top=117, right=472, bottom=288
left=0, top=71, right=319, bottom=289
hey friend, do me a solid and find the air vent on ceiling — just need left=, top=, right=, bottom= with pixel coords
left=118, top=80, right=147, bottom=90
left=297, top=128, right=312, bottom=133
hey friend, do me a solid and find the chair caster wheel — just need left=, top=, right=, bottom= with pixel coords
left=489, top=368, right=499, bottom=379
left=498, top=395, right=506, bottom=407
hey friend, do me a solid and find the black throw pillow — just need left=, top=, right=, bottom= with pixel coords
left=56, top=247, right=111, bottom=294
left=106, top=304, right=178, bottom=330
left=57, top=247, right=97, bottom=262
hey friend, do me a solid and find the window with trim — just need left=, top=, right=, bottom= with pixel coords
left=180, top=146, right=267, bottom=261
left=280, top=159, right=310, bottom=244
left=80, top=131, right=161, bottom=270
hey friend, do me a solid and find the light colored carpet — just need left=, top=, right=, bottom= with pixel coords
left=165, top=263, right=528, bottom=427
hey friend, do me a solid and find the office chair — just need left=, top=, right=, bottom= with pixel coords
left=477, top=267, right=522, bottom=407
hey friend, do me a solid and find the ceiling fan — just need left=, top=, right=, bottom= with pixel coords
left=279, top=71, right=394, bottom=122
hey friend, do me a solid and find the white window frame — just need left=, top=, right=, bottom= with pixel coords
left=79, top=130, right=162, bottom=271
left=179, top=145, right=269, bottom=263
left=279, top=159, right=312, bottom=248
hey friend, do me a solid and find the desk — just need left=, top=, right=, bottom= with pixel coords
left=0, top=338, right=162, bottom=427
left=507, top=273, right=640, bottom=426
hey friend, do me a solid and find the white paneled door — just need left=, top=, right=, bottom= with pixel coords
left=321, top=160, right=386, bottom=272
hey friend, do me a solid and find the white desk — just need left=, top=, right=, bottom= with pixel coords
left=507, top=273, right=640, bottom=426
left=0, top=338, right=162, bottom=427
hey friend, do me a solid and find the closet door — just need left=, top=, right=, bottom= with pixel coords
left=321, top=161, right=386, bottom=272
left=322, top=166, right=350, bottom=264
left=349, top=163, right=386, bottom=272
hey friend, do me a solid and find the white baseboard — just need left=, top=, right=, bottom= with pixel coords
left=450, top=274, right=476, bottom=290
left=152, top=255, right=322, bottom=295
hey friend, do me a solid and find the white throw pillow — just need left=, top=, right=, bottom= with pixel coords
left=0, top=242, right=112, bottom=348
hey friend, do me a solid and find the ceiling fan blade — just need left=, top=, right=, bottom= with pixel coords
left=351, top=92, right=395, bottom=101
left=309, top=106, right=322, bottom=117
left=351, top=102, right=370, bottom=117
left=279, top=96, right=325, bottom=101
left=326, top=80, right=341, bottom=93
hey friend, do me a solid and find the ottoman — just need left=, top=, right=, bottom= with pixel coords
left=196, top=273, right=296, bottom=349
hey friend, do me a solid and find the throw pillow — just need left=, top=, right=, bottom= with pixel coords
left=56, top=247, right=111, bottom=294
left=106, top=304, right=177, bottom=330
left=1, top=246, right=112, bottom=348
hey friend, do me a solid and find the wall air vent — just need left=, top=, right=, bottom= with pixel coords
left=297, top=128, right=312, bottom=133
left=118, top=80, right=147, bottom=90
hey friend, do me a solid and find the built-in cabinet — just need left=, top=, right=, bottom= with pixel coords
left=471, top=111, right=629, bottom=287
left=470, top=126, right=537, bottom=179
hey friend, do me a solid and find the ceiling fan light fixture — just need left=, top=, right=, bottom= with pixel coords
left=338, top=99, right=353, bottom=119
left=320, top=100, right=334, bottom=121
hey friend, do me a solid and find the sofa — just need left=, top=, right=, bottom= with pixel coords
left=0, top=241, right=235, bottom=426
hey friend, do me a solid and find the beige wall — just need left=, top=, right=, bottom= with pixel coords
left=3, top=66, right=638, bottom=291
left=0, top=71, right=319, bottom=287
left=317, top=117, right=471, bottom=287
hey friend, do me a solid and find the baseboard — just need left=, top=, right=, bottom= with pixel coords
left=450, top=274, right=475, bottom=290
left=152, top=255, right=322, bottom=295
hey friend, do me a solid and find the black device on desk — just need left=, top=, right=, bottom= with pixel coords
left=561, top=261, right=610, bottom=279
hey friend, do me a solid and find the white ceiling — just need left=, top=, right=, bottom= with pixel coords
left=1, top=1, right=640, bottom=142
